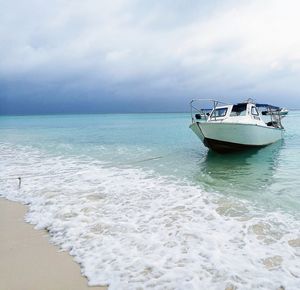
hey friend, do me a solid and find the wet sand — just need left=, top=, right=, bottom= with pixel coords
left=0, top=198, right=108, bottom=290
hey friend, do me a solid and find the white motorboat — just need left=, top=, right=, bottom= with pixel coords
left=262, top=107, right=289, bottom=116
left=190, top=99, right=285, bottom=153
left=279, top=108, right=289, bottom=115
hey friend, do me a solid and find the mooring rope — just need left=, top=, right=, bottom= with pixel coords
left=131, top=156, right=163, bottom=163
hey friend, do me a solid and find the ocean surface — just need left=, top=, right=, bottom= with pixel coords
left=0, top=112, right=300, bottom=289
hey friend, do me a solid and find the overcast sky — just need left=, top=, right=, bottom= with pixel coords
left=1, top=0, right=300, bottom=114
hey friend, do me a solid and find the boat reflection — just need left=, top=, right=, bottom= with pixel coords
left=194, top=140, right=284, bottom=200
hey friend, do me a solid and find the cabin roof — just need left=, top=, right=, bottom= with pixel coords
left=256, top=103, right=280, bottom=110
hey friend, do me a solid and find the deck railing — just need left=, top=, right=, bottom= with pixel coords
left=190, top=99, right=229, bottom=122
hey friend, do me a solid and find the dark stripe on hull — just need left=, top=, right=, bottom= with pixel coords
left=203, top=138, right=266, bottom=153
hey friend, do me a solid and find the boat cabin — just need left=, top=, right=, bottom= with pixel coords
left=191, top=99, right=284, bottom=129
left=209, top=103, right=260, bottom=121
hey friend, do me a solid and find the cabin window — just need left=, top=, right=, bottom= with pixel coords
left=251, top=107, right=259, bottom=116
left=230, top=103, right=247, bottom=116
left=211, top=108, right=228, bottom=118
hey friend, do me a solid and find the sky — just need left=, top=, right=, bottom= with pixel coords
left=1, top=0, right=300, bottom=114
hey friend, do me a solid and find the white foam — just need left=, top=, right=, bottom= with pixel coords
left=1, top=143, right=299, bottom=289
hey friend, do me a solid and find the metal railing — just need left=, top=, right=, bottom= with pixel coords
left=190, top=99, right=229, bottom=122
left=265, top=107, right=284, bottom=129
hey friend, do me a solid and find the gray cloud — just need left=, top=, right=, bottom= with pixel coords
left=1, top=0, right=300, bottom=114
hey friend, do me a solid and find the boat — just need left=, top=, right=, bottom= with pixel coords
left=262, top=107, right=289, bottom=116
left=189, top=98, right=285, bottom=153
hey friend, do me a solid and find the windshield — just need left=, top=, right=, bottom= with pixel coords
left=230, top=103, right=247, bottom=116
left=211, top=108, right=228, bottom=118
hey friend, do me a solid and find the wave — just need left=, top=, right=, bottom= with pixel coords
left=0, top=143, right=299, bottom=289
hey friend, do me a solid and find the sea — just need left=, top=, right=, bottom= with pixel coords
left=0, top=112, right=300, bottom=289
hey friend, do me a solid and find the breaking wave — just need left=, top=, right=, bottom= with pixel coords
left=1, top=143, right=299, bottom=289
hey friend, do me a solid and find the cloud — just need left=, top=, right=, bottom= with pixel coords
left=1, top=0, right=300, bottom=113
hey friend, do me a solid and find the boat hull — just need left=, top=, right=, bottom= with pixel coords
left=190, top=122, right=283, bottom=153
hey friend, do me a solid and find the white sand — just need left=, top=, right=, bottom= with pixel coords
left=0, top=198, right=108, bottom=290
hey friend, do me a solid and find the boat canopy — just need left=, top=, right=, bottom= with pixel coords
left=256, top=103, right=280, bottom=110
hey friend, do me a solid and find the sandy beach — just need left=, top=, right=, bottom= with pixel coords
left=0, top=198, right=107, bottom=290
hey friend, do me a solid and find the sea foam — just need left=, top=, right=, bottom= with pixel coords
left=0, top=143, right=299, bottom=289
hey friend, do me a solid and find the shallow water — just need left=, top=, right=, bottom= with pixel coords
left=0, top=112, right=299, bottom=289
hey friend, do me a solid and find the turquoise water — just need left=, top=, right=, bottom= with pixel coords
left=1, top=112, right=300, bottom=289
left=1, top=112, right=300, bottom=212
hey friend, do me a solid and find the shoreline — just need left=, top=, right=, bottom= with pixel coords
left=0, top=197, right=108, bottom=290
